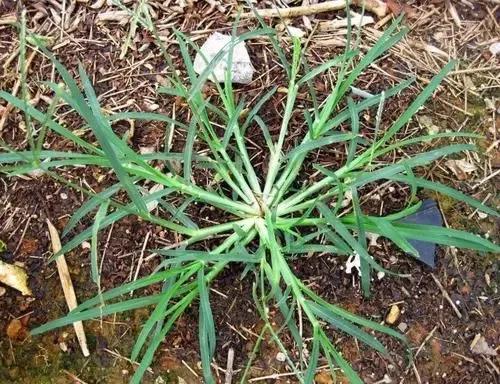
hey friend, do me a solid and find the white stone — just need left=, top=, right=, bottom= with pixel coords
left=193, top=32, right=254, bottom=84
left=285, top=26, right=305, bottom=38
left=276, top=352, right=286, bottom=362
left=489, top=42, right=500, bottom=55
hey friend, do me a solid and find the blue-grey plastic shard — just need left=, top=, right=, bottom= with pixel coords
left=399, top=199, right=443, bottom=268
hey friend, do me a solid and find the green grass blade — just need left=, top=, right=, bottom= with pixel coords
left=350, top=144, right=476, bottom=188
left=131, top=293, right=194, bottom=384
left=198, top=268, right=216, bottom=384
left=389, top=175, right=499, bottom=217
left=63, top=179, right=142, bottom=237
left=0, top=91, right=99, bottom=153
left=183, top=118, right=197, bottom=183
left=309, top=301, right=387, bottom=354
left=375, top=61, right=456, bottom=150
left=31, top=295, right=163, bottom=335
left=317, top=202, right=390, bottom=276
left=350, top=187, right=370, bottom=296
left=74, top=268, right=185, bottom=313
left=286, top=132, right=356, bottom=160
left=130, top=266, right=198, bottom=361
left=77, top=65, right=149, bottom=214
left=304, top=328, right=320, bottom=383
left=108, top=111, right=188, bottom=130
left=91, top=201, right=109, bottom=290
left=297, top=50, right=359, bottom=86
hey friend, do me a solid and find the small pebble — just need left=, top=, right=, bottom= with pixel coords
left=59, top=342, right=68, bottom=352
left=398, top=322, right=408, bottom=333
left=489, top=42, right=500, bottom=55
left=276, top=352, right=286, bottom=362
left=0, top=287, right=6, bottom=296
left=60, top=192, right=68, bottom=200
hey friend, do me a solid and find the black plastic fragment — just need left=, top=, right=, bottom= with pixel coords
left=399, top=199, right=443, bottom=268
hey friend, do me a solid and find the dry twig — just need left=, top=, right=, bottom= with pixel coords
left=224, top=347, right=235, bottom=384
left=46, top=219, right=90, bottom=357
left=240, top=0, right=387, bottom=19
left=430, top=273, right=462, bottom=319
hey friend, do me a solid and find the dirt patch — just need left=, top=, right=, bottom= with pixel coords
left=1, top=1, right=499, bottom=383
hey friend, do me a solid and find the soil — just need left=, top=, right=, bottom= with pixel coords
left=0, top=1, right=499, bottom=384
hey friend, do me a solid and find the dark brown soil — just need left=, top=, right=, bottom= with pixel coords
left=1, top=1, right=499, bottom=384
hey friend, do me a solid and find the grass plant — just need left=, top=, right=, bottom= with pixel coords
left=1, top=11, right=499, bottom=384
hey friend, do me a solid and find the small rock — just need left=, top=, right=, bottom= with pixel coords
left=470, top=334, right=497, bottom=356
left=285, top=25, right=306, bottom=38
left=59, top=341, right=68, bottom=352
left=145, top=103, right=160, bottom=112
left=0, top=286, right=6, bottom=296
left=477, top=211, right=488, bottom=219
left=193, top=32, right=254, bottom=84
left=367, top=232, right=380, bottom=247
left=139, top=146, right=156, bottom=155
left=276, top=352, right=286, bottom=362
left=489, top=42, right=500, bottom=56
left=154, top=377, right=166, bottom=384
left=464, top=76, right=476, bottom=90
left=484, top=98, right=496, bottom=111
left=398, top=322, right=408, bottom=333
left=386, top=305, right=400, bottom=325
left=376, top=374, right=392, bottom=384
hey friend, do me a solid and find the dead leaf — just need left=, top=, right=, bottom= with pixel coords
left=96, top=10, right=130, bottom=25
left=386, top=0, right=418, bottom=19
left=417, top=115, right=440, bottom=135
left=445, top=158, right=477, bottom=180
left=470, top=334, right=497, bottom=356
left=0, top=260, right=32, bottom=296
left=6, top=318, right=28, bottom=340
left=315, top=371, right=333, bottom=384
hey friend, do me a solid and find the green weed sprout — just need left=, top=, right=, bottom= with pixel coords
left=1, top=16, right=499, bottom=384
